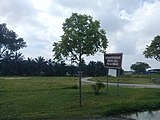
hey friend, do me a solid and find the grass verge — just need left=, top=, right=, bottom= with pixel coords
left=1, top=77, right=160, bottom=119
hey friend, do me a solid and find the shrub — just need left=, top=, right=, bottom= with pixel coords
left=91, top=81, right=105, bottom=95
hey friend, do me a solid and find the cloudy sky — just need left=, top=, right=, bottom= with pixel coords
left=0, top=0, right=160, bottom=70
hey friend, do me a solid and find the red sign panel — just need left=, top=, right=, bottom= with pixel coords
left=104, top=53, right=123, bottom=69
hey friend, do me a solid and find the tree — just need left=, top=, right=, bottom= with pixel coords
left=0, top=51, right=13, bottom=75
left=35, top=56, right=47, bottom=76
left=95, top=61, right=106, bottom=76
left=66, top=65, right=78, bottom=76
left=12, top=52, right=24, bottom=75
left=0, top=23, right=26, bottom=58
left=87, top=61, right=96, bottom=76
left=130, top=62, right=150, bottom=74
left=53, top=13, right=108, bottom=106
left=46, top=59, right=55, bottom=76
left=24, top=57, right=37, bottom=76
left=143, top=35, right=160, bottom=62
left=53, top=61, right=66, bottom=76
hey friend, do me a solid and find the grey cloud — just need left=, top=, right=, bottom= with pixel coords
left=52, top=0, right=133, bottom=33
left=143, top=13, right=160, bottom=37
left=113, top=33, right=137, bottom=55
left=115, top=0, right=141, bottom=13
left=0, top=0, right=36, bottom=21
left=0, top=0, right=45, bottom=32
left=94, top=1, right=129, bottom=33
left=99, top=13, right=128, bottom=33
left=55, top=0, right=97, bottom=10
left=0, top=0, right=50, bottom=41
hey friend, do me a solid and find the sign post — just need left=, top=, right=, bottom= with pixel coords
left=117, top=69, right=120, bottom=96
left=104, top=53, right=123, bottom=95
left=106, top=68, right=109, bottom=93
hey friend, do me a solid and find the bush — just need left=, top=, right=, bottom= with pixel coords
left=72, top=84, right=79, bottom=89
left=91, top=81, right=105, bottom=95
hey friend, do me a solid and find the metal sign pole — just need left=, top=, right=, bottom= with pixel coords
left=104, top=53, right=123, bottom=96
left=117, top=69, right=120, bottom=96
left=106, top=68, right=109, bottom=93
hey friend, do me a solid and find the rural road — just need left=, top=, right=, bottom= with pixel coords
left=81, top=77, right=160, bottom=88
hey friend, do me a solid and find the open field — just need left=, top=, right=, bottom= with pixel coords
left=1, top=76, right=160, bottom=119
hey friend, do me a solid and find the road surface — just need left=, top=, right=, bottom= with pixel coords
left=81, top=77, right=160, bottom=88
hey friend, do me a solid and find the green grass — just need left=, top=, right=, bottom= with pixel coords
left=1, top=76, right=160, bottom=119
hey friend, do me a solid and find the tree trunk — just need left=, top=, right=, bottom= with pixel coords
left=79, top=54, right=82, bottom=107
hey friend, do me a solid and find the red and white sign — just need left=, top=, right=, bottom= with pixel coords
left=104, top=53, right=123, bottom=69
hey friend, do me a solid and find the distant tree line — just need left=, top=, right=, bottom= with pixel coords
left=0, top=22, right=107, bottom=77
left=0, top=55, right=106, bottom=76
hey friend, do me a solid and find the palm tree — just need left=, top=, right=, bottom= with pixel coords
left=12, top=52, right=24, bottom=75
left=13, top=52, right=24, bottom=62
left=0, top=51, right=14, bottom=75
left=22, top=57, right=37, bottom=76
left=35, top=56, right=47, bottom=76
left=46, top=59, right=55, bottom=76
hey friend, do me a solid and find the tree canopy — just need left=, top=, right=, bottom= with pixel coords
left=143, top=35, right=160, bottom=62
left=52, top=13, right=108, bottom=63
left=130, top=62, right=150, bottom=74
left=0, top=23, right=26, bottom=58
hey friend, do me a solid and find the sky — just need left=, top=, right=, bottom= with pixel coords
left=0, top=0, right=160, bottom=70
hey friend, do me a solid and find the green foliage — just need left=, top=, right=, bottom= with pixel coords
left=0, top=23, right=26, bottom=57
left=143, top=35, right=160, bottom=62
left=0, top=23, right=26, bottom=75
left=52, top=13, right=108, bottom=63
left=91, top=81, right=105, bottom=95
left=87, top=61, right=106, bottom=76
left=130, top=62, right=150, bottom=74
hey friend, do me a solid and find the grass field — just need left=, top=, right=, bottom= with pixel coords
left=1, top=76, right=160, bottom=119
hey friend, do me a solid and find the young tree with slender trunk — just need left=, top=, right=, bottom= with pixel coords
left=53, top=13, right=108, bottom=106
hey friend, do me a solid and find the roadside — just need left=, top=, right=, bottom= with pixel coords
left=81, top=117, right=134, bottom=120
left=82, top=77, right=160, bottom=88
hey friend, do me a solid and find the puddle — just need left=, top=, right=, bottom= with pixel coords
left=122, top=110, right=160, bottom=120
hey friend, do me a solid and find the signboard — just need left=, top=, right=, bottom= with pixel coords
left=104, top=53, right=123, bottom=69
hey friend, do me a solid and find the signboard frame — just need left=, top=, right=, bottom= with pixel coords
left=104, top=53, right=123, bottom=69
left=104, top=53, right=123, bottom=95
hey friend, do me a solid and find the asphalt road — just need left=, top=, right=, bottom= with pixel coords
left=81, top=77, right=160, bottom=89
